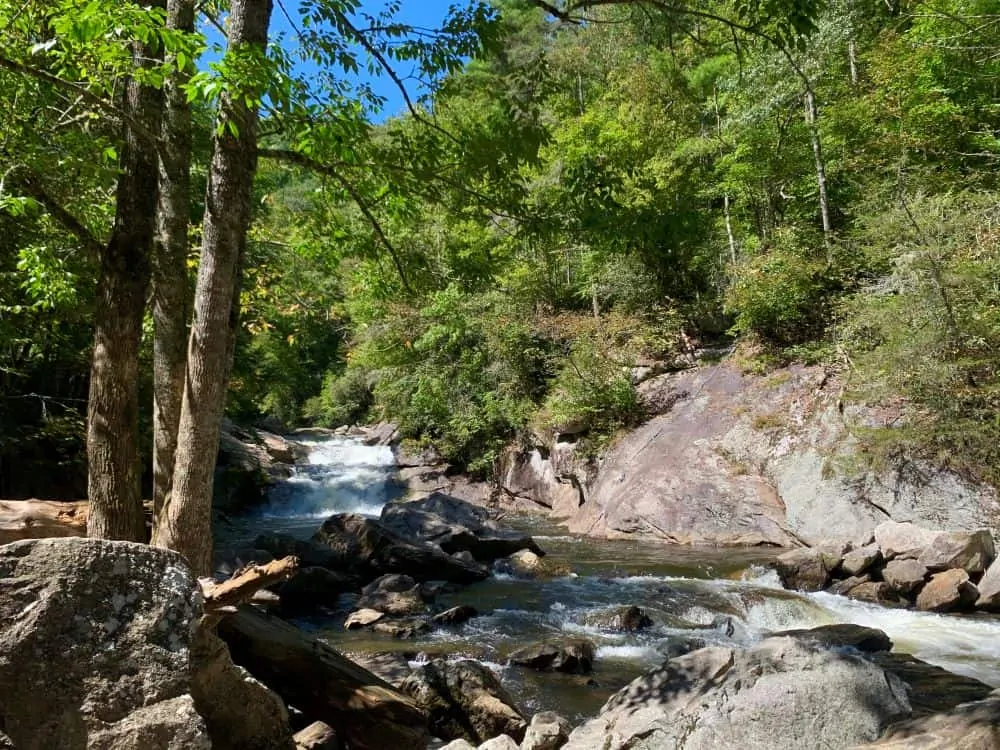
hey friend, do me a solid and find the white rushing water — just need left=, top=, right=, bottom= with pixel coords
left=245, top=437, right=398, bottom=537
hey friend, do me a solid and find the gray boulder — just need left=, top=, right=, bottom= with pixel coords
left=432, top=605, right=479, bottom=627
left=917, top=529, right=995, bottom=573
left=312, top=513, right=489, bottom=583
left=582, top=605, right=653, bottom=632
left=856, top=694, right=1000, bottom=749
left=828, top=574, right=871, bottom=596
left=846, top=582, right=909, bottom=608
left=880, top=559, right=928, bottom=595
left=775, top=547, right=834, bottom=591
left=874, top=522, right=940, bottom=561
left=380, top=493, right=544, bottom=563
left=0, top=538, right=210, bottom=750
left=564, top=637, right=912, bottom=750
left=292, top=722, right=340, bottom=750
left=841, top=544, right=882, bottom=577
left=770, top=624, right=892, bottom=654
left=975, top=557, right=1000, bottom=611
left=479, top=736, right=519, bottom=750
left=520, top=711, right=571, bottom=750
left=357, top=574, right=429, bottom=616
left=508, top=639, right=595, bottom=674
left=400, top=659, right=527, bottom=744
left=915, top=569, right=978, bottom=612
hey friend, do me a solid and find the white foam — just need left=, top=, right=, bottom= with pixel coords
left=595, top=644, right=661, bottom=662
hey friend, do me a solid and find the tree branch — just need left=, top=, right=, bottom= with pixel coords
left=13, top=170, right=104, bottom=260
left=258, top=147, right=413, bottom=293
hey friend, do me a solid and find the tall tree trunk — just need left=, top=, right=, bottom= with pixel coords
left=86, top=4, right=165, bottom=541
left=152, top=0, right=196, bottom=527
left=153, top=0, right=273, bottom=574
left=804, top=89, right=832, bottom=253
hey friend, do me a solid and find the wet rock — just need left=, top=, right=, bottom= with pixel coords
left=771, top=624, right=893, bottom=654
left=775, top=547, right=833, bottom=591
left=293, top=721, right=340, bottom=750
left=432, top=605, right=479, bottom=627
left=312, top=513, right=489, bottom=584
left=274, top=567, right=359, bottom=614
left=915, top=569, right=978, bottom=612
left=975, top=557, right=1000, bottom=611
left=372, top=619, right=431, bottom=639
left=346, top=652, right=412, bottom=689
left=917, top=530, right=995, bottom=574
left=215, top=421, right=302, bottom=513
left=564, top=637, right=912, bottom=750
left=868, top=652, right=993, bottom=717
left=521, top=711, right=572, bottom=750
left=380, top=493, right=544, bottom=563
left=358, top=574, right=429, bottom=616
left=504, top=549, right=541, bottom=576
left=841, top=544, right=882, bottom=577
left=400, top=659, right=527, bottom=744
left=658, top=636, right=709, bottom=660
left=255, top=533, right=341, bottom=569
left=856, top=694, right=1000, bottom=749
left=828, top=574, right=871, bottom=596
left=0, top=538, right=210, bottom=750
left=847, top=581, right=909, bottom=608
left=880, top=559, right=928, bottom=595
left=582, top=605, right=653, bottom=632
left=362, top=422, right=400, bottom=446
left=508, top=639, right=595, bottom=674
left=874, top=522, right=941, bottom=561
left=479, top=736, right=519, bottom=750
left=345, top=608, right=384, bottom=629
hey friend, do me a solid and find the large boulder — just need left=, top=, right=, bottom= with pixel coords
left=508, top=639, right=595, bottom=674
left=273, top=566, right=359, bottom=615
left=582, top=605, right=654, bottom=633
left=312, top=513, right=489, bottom=583
left=856, top=694, right=1000, bottom=749
left=563, top=637, right=912, bottom=750
left=0, top=538, right=211, bottom=750
left=841, top=544, right=882, bottom=577
left=357, top=574, right=428, bottom=616
left=914, top=569, right=978, bottom=612
left=380, top=493, right=544, bottom=563
left=521, top=711, right=572, bottom=750
left=874, top=522, right=941, bottom=561
left=976, top=557, right=1000, bottom=611
left=400, top=659, right=527, bottom=744
left=880, top=559, right=928, bottom=596
left=917, top=529, right=995, bottom=573
left=770, top=624, right=893, bottom=654
left=215, top=421, right=303, bottom=513
left=775, top=547, right=834, bottom=591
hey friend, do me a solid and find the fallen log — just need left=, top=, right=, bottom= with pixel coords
left=0, top=500, right=89, bottom=544
left=202, top=556, right=299, bottom=614
left=217, top=606, right=429, bottom=750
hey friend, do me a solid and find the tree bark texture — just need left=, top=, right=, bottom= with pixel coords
left=804, top=89, right=833, bottom=250
left=152, top=0, right=196, bottom=526
left=154, top=0, right=273, bottom=574
left=86, top=5, right=165, bottom=541
left=217, top=606, right=430, bottom=750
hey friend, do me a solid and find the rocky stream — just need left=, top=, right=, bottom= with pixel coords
left=217, top=435, right=1000, bottom=747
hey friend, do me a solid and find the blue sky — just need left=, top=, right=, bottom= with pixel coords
left=270, top=0, right=469, bottom=119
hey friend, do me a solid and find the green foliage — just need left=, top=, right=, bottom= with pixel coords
left=305, top=366, right=374, bottom=427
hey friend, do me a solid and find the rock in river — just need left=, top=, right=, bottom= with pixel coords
left=508, top=639, right=596, bottom=674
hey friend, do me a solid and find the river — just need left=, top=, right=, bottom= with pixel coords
left=222, top=436, right=1000, bottom=725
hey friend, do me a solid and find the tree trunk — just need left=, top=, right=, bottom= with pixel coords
left=86, top=6, right=164, bottom=541
left=152, top=0, right=196, bottom=527
left=153, top=0, right=273, bottom=574
left=804, top=89, right=833, bottom=253
left=216, top=606, right=430, bottom=750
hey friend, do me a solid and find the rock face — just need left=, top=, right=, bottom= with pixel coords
left=0, top=538, right=211, bottom=750
left=508, top=639, right=595, bottom=674
left=215, top=420, right=305, bottom=513
left=496, top=363, right=999, bottom=547
left=564, top=637, right=912, bottom=750
left=380, top=493, right=543, bottom=563
left=400, top=659, right=527, bottom=744
left=312, top=513, right=489, bottom=583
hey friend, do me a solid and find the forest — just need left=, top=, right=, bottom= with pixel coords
left=2, top=0, right=1000, bottom=558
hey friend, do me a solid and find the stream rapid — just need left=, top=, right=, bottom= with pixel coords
left=224, top=437, right=1000, bottom=724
